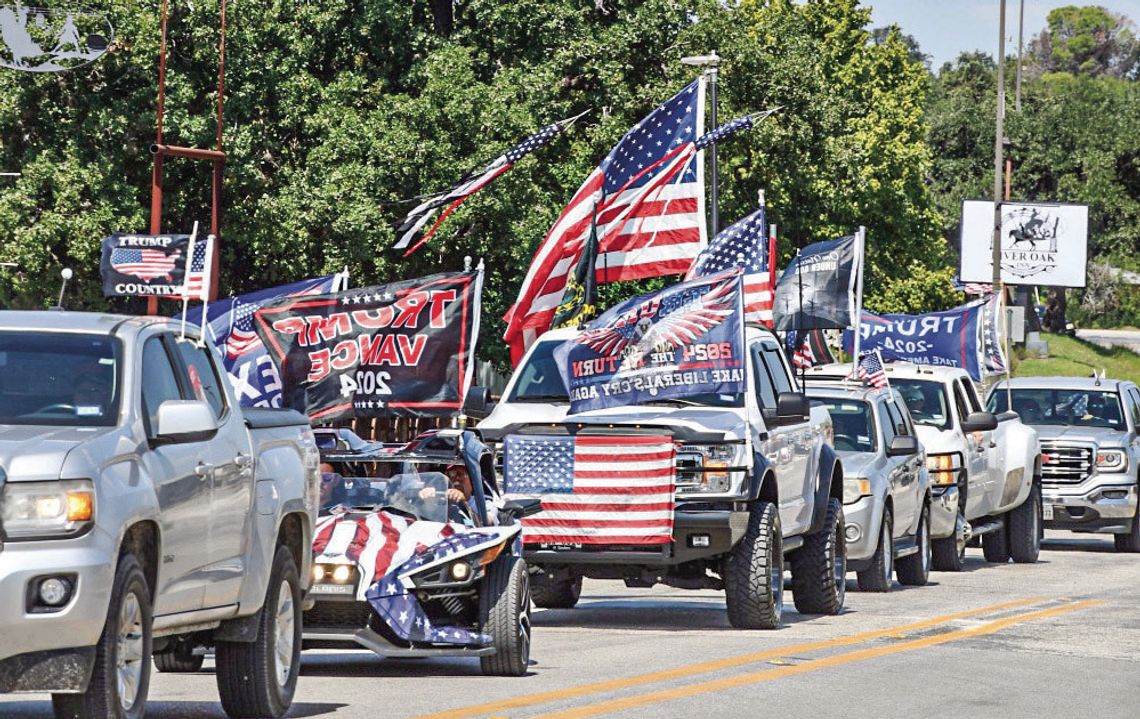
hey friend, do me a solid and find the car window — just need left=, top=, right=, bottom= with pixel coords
left=878, top=402, right=898, bottom=447
left=885, top=400, right=911, bottom=436
left=960, top=379, right=983, bottom=413
left=750, top=344, right=777, bottom=410
left=173, top=339, right=227, bottom=419
left=952, top=383, right=971, bottom=424
left=1128, top=389, right=1140, bottom=430
left=760, top=345, right=794, bottom=394
left=141, top=336, right=184, bottom=437
left=816, top=398, right=875, bottom=452
left=893, top=379, right=951, bottom=430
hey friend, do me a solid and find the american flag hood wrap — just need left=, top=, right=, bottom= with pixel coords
left=313, top=511, right=519, bottom=645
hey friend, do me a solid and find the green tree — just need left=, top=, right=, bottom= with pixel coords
left=1030, top=4, right=1140, bottom=78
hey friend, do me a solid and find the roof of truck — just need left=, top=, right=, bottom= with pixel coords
left=803, top=361, right=971, bottom=382
left=0, top=310, right=178, bottom=335
left=992, top=376, right=1135, bottom=392
left=806, top=384, right=897, bottom=403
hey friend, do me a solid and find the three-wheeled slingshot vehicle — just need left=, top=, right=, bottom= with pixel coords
left=303, top=427, right=541, bottom=676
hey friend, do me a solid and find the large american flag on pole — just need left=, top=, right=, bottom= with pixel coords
left=502, top=79, right=707, bottom=365
left=504, top=434, right=676, bottom=545
left=685, top=205, right=773, bottom=326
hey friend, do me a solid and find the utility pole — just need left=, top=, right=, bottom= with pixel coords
left=993, top=0, right=1007, bottom=295
left=1015, top=0, right=1025, bottom=112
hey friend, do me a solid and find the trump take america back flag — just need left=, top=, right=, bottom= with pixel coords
left=503, top=434, right=676, bottom=545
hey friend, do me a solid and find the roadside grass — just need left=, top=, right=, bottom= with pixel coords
left=1013, top=334, right=1140, bottom=380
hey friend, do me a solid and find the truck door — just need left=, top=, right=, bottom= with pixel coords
left=171, top=339, right=254, bottom=609
left=751, top=339, right=812, bottom=535
left=953, top=379, right=990, bottom=519
left=883, top=398, right=920, bottom=532
left=138, top=334, right=210, bottom=616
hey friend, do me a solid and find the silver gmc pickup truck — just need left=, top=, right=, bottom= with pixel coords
left=0, top=311, right=320, bottom=719
left=988, top=376, right=1140, bottom=552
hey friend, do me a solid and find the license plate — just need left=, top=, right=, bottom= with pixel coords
left=311, top=583, right=355, bottom=595
left=1043, top=504, right=1055, bottom=521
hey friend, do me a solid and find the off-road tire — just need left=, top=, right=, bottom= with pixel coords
left=1009, top=482, right=1042, bottom=564
left=725, top=501, right=783, bottom=629
left=154, top=642, right=204, bottom=673
left=1114, top=509, right=1140, bottom=553
left=791, top=498, right=846, bottom=615
left=215, top=546, right=301, bottom=719
left=897, top=502, right=932, bottom=586
left=932, top=511, right=967, bottom=572
left=530, top=573, right=582, bottom=609
left=857, top=507, right=893, bottom=592
left=480, top=554, right=531, bottom=676
left=982, top=516, right=1011, bottom=563
left=52, top=555, right=152, bottom=719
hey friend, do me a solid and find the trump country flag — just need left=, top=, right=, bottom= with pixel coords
left=503, top=434, right=676, bottom=545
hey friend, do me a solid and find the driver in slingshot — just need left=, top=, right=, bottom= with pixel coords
left=416, top=463, right=482, bottom=526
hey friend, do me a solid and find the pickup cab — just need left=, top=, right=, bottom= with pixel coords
left=478, top=324, right=845, bottom=629
left=987, top=376, right=1140, bottom=552
left=0, top=311, right=319, bottom=719
left=805, top=362, right=1041, bottom=571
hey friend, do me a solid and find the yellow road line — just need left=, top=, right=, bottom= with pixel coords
left=410, top=597, right=1042, bottom=719
left=531, top=599, right=1102, bottom=719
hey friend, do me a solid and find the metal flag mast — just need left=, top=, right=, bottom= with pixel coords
left=851, top=226, right=866, bottom=379
left=681, top=51, right=720, bottom=238
left=146, top=0, right=228, bottom=315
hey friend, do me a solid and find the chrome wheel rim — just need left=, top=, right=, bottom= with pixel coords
left=882, top=518, right=894, bottom=585
left=920, top=511, right=931, bottom=575
left=833, top=523, right=847, bottom=603
left=771, top=535, right=784, bottom=620
left=116, top=592, right=144, bottom=710
left=518, top=571, right=531, bottom=666
left=273, top=580, right=295, bottom=688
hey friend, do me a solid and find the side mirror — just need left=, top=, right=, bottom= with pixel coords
left=771, top=392, right=810, bottom=426
left=887, top=435, right=920, bottom=456
left=961, top=411, right=998, bottom=433
left=464, top=385, right=492, bottom=420
left=155, top=400, right=218, bottom=444
left=501, top=498, right=543, bottom=520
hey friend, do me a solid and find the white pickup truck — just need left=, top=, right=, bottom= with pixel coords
left=805, top=362, right=1041, bottom=571
left=479, top=325, right=846, bottom=630
left=0, top=312, right=320, bottom=719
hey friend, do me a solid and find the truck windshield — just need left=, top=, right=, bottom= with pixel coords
left=892, top=379, right=951, bottom=430
left=815, top=399, right=875, bottom=452
left=988, top=388, right=1125, bottom=429
left=509, top=339, right=742, bottom=407
left=0, top=331, right=122, bottom=427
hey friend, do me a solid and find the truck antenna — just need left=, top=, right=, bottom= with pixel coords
left=52, top=268, right=74, bottom=310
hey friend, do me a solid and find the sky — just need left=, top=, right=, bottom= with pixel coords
left=866, top=0, right=1140, bottom=70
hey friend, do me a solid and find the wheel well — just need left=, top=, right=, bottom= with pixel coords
left=829, top=465, right=843, bottom=502
left=883, top=494, right=894, bottom=516
left=277, top=513, right=305, bottom=571
left=755, top=470, right=779, bottom=504
left=120, top=521, right=159, bottom=602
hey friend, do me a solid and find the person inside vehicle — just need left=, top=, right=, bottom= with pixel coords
left=417, top=463, right=481, bottom=526
left=71, top=368, right=112, bottom=417
left=319, top=462, right=350, bottom=512
left=1015, top=398, right=1043, bottom=423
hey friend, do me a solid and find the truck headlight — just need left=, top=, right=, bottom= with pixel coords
left=0, top=480, right=95, bottom=539
left=927, top=453, right=963, bottom=487
left=1096, top=449, right=1126, bottom=472
left=676, top=443, right=742, bottom=494
left=843, top=477, right=872, bottom=504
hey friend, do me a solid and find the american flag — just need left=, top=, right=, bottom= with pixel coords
left=685, top=205, right=772, bottom=325
left=858, top=350, right=889, bottom=389
left=395, top=112, right=586, bottom=257
left=110, top=247, right=181, bottom=282
left=793, top=335, right=815, bottom=369
left=951, top=274, right=992, bottom=295
left=179, top=234, right=214, bottom=301
left=502, top=79, right=707, bottom=365
left=225, top=299, right=264, bottom=360
left=504, top=434, right=676, bottom=545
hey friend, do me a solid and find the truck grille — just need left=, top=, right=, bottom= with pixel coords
left=1040, top=441, right=1093, bottom=484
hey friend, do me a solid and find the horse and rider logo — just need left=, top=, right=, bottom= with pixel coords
left=997, top=205, right=1065, bottom=279
left=0, top=3, right=112, bottom=72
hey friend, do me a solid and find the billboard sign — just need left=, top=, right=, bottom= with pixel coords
left=959, top=200, right=1088, bottom=287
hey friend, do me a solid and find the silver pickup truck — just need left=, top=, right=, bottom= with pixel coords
left=0, top=311, right=319, bottom=719
left=988, top=376, right=1140, bottom=552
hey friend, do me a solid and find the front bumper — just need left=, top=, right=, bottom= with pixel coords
left=1043, top=481, right=1138, bottom=534
left=928, top=486, right=961, bottom=540
left=841, top=495, right=883, bottom=564
left=302, top=598, right=493, bottom=657
left=0, top=527, right=116, bottom=692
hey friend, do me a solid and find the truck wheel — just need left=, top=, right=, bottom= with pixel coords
left=154, top=641, right=204, bottom=673
left=982, top=516, right=1011, bottom=563
left=725, top=501, right=783, bottom=629
left=1114, top=510, right=1140, bottom=553
left=791, top=498, right=847, bottom=615
left=52, top=555, right=152, bottom=719
left=1009, top=483, right=1042, bottom=564
left=480, top=554, right=531, bottom=676
left=932, top=512, right=967, bottom=572
left=857, top=507, right=893, bottom=593
left=897, top=503, right=931, bottom=586
left=215, top=546, right=301, bottom=719
left=531, top=573, right=582, bottom=609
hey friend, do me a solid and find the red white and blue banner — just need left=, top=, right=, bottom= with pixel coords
left=554, top=270, right=746, bottom=413
left=254, top=270, right=482, bottom=421
left=503, top=434, right=676, bottom=546
left=841, top=295, right=1007, bottom=382
left=100, top=233, right=190, bottom=297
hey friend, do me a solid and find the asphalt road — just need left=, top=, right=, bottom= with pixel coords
left=1076, top=328, right=1140, bottom=355
left=3, top=530, right=1139, bottom=719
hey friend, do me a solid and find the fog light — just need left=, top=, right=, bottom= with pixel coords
left=312, top=565, right=326, bottom=582
left=38, top=577, right=72, bottom=606
left=332, top=565, right=352, bottom=583
left=1104, top=489, right=1128, bottom=500
left=689, top=534, right=711, bottom=548
left=449, top=562, right=471, bottom=581
left=845, top=524, right=861, bottom=543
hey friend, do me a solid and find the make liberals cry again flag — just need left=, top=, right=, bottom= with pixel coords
left=101, top=233, right=190, bottom=297
left=554, top=270, right=746, bottom=414
left=253, top=270, right=483, bottom=422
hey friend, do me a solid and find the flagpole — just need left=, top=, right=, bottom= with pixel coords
left=851, top=226, right=866, bottom=378
left=179, top=221, right=199, bottom=340
left=681, top=52, right=720, bottom=236
left=198, top=235, right=215, bottom=346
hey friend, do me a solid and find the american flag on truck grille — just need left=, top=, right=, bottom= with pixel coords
left=503, top=434, right=676, bottom=545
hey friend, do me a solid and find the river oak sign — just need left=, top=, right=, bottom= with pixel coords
left=959, top=199, right=1088, bottom=288
left=0, top=4, right=112, bottom=72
